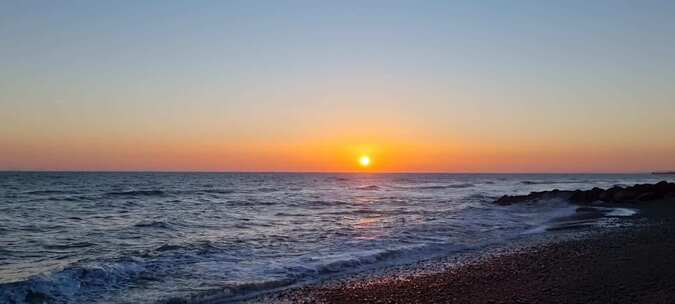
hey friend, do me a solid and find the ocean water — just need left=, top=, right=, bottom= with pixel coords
left=0, top=172, right=667, bottom=303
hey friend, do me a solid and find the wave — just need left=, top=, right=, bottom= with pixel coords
left=0, top=260, right=146, bottom=304
left=154, top=244, right=183, bottom=252
left=314, top=250, right=403, bottom=274
left=107, top=189, right=235, bottom=196
left=0, top=244, right=453, bottom=304
left=106, top=190, right=166, bottom=197
left=155, top=244, right=459, bottom=304
left=43, top=242, right=96, bottom=250
left=356, top=185, right=380, bottom=190
left=0, top=248, right=290, bottom=304
left=24, top=190, right=76, bottom=195
left=273, top=244, right=463, bottom=289
left=158, top=278, right=297, bottom=304
left=45, top=195, right=95, bottom=202
left=310, top=200, right=349, bottom=206
left=199, top=189, right=235, bottom=194
left=521, top=180, right=589, bottom=185
left=274, top=212, right=308, bottom=217
left=171, top=189, right=236, bottom=195
left=133, top=221, right=174, bottom=230
left=0, top=248, right=17, bottom=257
left=151, top=241, right=220, bottom=254
left=464, top=193, right=496, bottom=202
left=412, top=183, right=475, bottom=190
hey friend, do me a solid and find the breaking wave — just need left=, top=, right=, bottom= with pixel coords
left=0, top=260, right=146, bottom=304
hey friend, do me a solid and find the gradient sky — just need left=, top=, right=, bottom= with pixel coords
left=2, top=1, right=675, bottom=172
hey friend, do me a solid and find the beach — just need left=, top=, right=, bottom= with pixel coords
left=259, top=200, right=675, bottom=304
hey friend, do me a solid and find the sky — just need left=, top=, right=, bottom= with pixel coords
left=1, top=0, right=675, bottom=172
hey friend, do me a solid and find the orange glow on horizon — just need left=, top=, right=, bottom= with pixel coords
left=3, top=130, right=674, bottom=173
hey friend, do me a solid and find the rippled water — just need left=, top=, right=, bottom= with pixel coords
left=0, top=172, right=667, bottom=303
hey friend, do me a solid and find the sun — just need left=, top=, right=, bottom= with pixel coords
left=359, top=155, right=371, bottom=167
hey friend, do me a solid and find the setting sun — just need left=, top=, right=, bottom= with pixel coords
left=359, top=156, right=371, bottom=167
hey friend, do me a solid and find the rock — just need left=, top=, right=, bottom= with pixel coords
left=494, top=181, right=675, bottom=206
left=636, top=192, right=658, bottom=201
left=613, top=190, right=638, bottom=202
left=599, top=186, right=623, bottom=202
left=495, top=195, right=522, bottom=206
left=588, top=187, right=604, bottom=201
left=570, top=187, right=604, bottom=203
left=654, top=181, right=675, bottom=196
left=495, top=190, right=574, bottom=205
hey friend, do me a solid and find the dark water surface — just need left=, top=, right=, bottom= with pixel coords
left=0, top=172, right=666, bottom=303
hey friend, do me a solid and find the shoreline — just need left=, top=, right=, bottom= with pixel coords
left=252, top=200, right=675, bottom=304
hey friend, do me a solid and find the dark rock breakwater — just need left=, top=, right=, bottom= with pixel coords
left=496, top=181, right=675, bottom=205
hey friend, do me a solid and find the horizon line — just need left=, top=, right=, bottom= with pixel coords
left=0, top=169, right=660, bottom=175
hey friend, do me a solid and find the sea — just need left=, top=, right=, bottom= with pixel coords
left=0, top=172, right=668, bottom=303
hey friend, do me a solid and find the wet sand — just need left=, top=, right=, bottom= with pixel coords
left=259, top=200, right=675, bottom=304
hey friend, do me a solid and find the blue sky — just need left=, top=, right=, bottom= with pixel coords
left=1, top=1, right=675, bottom=171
